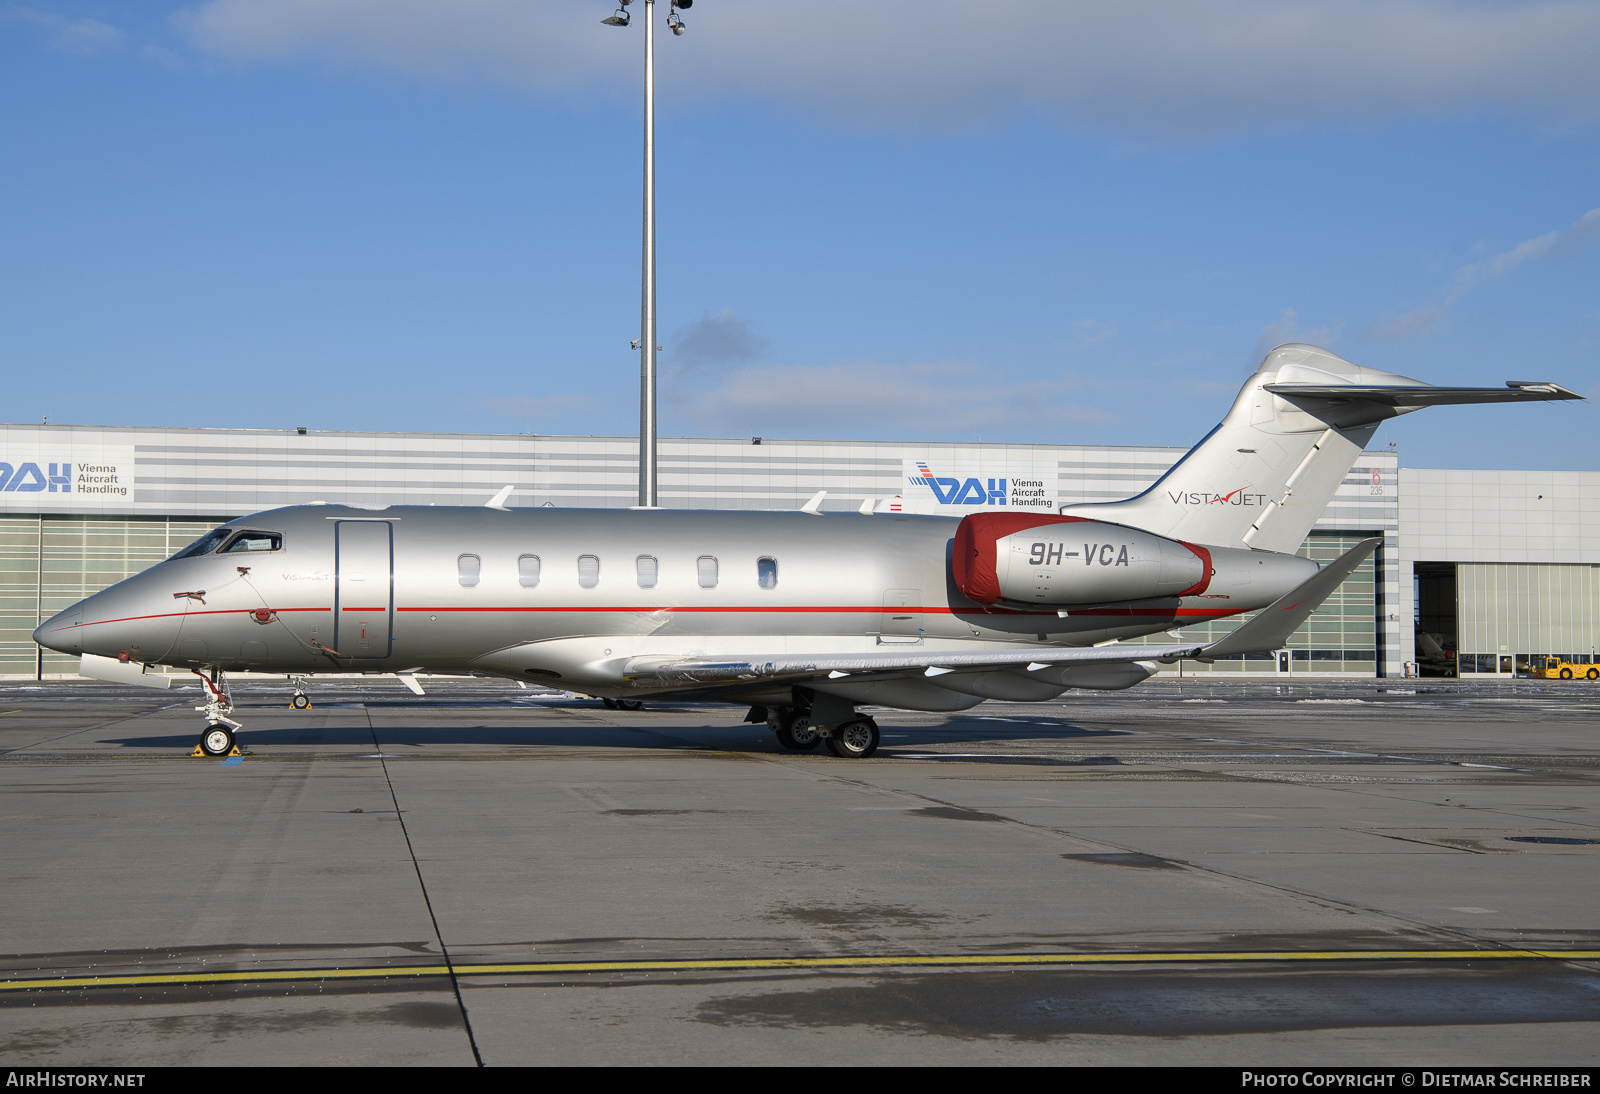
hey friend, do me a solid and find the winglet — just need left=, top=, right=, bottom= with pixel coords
left=800, top=490, right=827, bottom=515
left=1201, top=537, right=1380, bottom=659
left=486, top=485, right=515, bottom=510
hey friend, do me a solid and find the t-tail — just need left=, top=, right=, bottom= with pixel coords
left=1060, top=344, right=1582, bottom=552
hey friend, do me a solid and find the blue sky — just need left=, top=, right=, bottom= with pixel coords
left=2, top=0, right=1597, bottom=468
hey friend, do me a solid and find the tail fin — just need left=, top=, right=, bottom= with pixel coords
left=1061, top=344, right=1581, bottom=552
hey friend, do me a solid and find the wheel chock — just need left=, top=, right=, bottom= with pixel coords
left=188, top=744, right=246, bottom=758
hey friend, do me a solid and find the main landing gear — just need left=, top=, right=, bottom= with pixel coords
left=766, top=705, right=880, bottom=758
left=602, top=697, right=643, bottom=711
left=189, top=669, right=244, bottom=758
left=767, top=706, right=821, bottom=751
left=826, top=717, right=881, bottom=759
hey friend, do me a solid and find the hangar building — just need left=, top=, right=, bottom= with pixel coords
left=1, top=422, right=1595, bottom=680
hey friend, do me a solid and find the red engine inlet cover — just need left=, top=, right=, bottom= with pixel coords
left=952, top=513, right=1088, bottom=605
left=953, top=512, right=1212, bottom=606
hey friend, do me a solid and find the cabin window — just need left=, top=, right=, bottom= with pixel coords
left=170, top=528, right=232, bottom=559
left=697, top=556, right=718, bottom=589
left=636, top=555, right=658, bottom=588
left=578, top=554, right=600, bottom=588
left=518, top=554, right=541, bottom=588
left=222, top=531, right=282, bottom=554
left=457, top=554, right=481, bottom=588
left=758, top=556, right=778, bottom=589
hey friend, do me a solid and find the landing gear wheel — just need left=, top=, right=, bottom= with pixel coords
left=200, top=724, right=235, bottom=757
left=616, top=699, right=643, bottom=711
left=776, top=714, right=821, bottom=752
left=291, top=693, right=310, bottom=710
left=827, top=717, right=879, bottom=759
left=602, top=697, right=619, bottom=709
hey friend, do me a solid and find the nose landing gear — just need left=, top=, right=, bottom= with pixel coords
left=288, top=676, right=312, bottom=710
left=188, top=669, right=244, bottom=758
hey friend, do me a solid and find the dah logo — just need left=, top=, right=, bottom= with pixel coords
left=0, top=462, right=71, bottom=492
left=910, top=461, right=1008, bottom=506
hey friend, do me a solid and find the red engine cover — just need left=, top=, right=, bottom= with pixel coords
left=952, top=513, right=1087, bottom=605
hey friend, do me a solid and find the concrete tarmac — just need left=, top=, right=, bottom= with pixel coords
left=1, top=678, right=1597, bottom=1066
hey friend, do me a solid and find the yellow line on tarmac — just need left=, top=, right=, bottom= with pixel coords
left=4, top=949, right=1600, bottom=993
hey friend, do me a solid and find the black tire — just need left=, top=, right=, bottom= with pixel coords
left=776, top=714, right=821, bottom=751
left=199, top=724, right=234, bottom=757
left=602, top=697, right=619, bottom=710
left=828, top=718, right=879, bottom=759
left=1588, top=668, right=1599, bottom=681
left=616, top=699, right=643, bottom=711
left=291, top=693, right=310, bottom=710
left=1560, top=668, right=1573, bottom=680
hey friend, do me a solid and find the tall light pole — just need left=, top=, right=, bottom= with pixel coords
left=604, top=0, right=691, bottom=508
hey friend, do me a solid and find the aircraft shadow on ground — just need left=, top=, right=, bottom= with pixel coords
left=101, top=711, right=1132, bottom=752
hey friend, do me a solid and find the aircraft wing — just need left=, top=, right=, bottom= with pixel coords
left=624, top=538, right=1381, bottom=689
left=1262, top=381, right=1583, bottom=407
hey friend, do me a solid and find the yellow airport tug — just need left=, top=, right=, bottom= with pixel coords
left=1534, top=657, right=1600, bottom=681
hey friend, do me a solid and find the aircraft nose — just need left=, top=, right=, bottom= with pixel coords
left=33, top=607, right=82, bottom=655
left=36, top=581, right=164, bottom=660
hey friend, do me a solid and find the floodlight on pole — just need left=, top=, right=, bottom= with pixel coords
left=602, top=0, right=694, bottom=508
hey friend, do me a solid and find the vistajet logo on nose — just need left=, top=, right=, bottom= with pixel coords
left=1169, top=486, right=1267, bottom=507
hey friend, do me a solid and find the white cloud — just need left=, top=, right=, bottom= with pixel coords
left=1368, top=205, right=1600, bottom=341
left=176, top=0, right=1600, bottom=137
left=5, top=8, right=123, bottom=54
left=1252, top=307, right=1342, bottom=363
left=670, top=359, right=1111, bottom=436
left=478, top=392, right=598, bottom=420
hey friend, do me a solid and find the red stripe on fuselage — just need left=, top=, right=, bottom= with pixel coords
left=394, top=605, right=1245, bottom=619
left=71, top=602, right=1246, bottom=629
left=69, top=607, right=331, bottom=629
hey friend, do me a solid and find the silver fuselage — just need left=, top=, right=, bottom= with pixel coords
left=35, top=505, right=1308, bottom=700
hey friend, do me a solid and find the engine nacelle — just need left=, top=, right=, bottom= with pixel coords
left=952, top=513, right=1210, bottom=607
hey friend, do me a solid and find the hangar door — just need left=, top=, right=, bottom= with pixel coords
left=335, top=521, right=394, bottom=659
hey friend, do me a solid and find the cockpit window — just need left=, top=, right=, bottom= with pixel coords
left=169, top=528, right=233, bottom=560
left=221, top=531, right=283, bottom=554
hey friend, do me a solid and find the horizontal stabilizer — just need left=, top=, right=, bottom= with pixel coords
left=1202, top=538, right=1380, bottom=658
left=1263, top=382, right=1583, bottom=408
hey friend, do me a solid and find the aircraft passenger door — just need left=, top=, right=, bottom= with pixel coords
left=880, top=588, right=924, bottom=644
left=335, top=521, right=393, bottom=659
